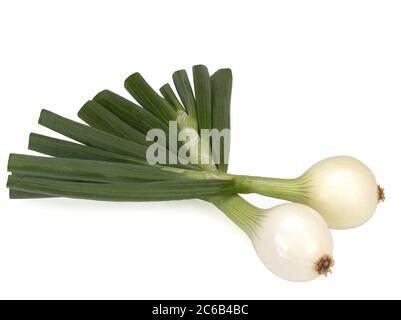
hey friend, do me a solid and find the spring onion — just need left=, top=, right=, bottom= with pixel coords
left=203, top=156, right=383, bottom=229
left=210, top=197, right=334, bottom=281
left=7, top=64, right=383, bottom=281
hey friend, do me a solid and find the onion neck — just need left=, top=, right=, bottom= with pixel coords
left=181, top=168, right=311, bottom=204
left=205, top=195, right=265, bottom=238
left=232, top=175, right=310, bottom=204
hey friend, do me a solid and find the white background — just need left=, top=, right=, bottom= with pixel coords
left=1, top=0, right=400, bottom=300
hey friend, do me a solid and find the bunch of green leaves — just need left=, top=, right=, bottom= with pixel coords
left=7, top=65, right=234, bottom=201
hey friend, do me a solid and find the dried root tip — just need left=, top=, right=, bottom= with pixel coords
left=377, top=185, right=385, bottom=202
left=315, top=255, right=334, bottom=277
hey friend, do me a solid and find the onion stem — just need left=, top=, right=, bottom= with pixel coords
left=206, top=195, right=265, bottom=238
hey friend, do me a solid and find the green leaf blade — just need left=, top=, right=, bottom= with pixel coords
left=93, top=90, right=168, bottom=134
left=7, top=175, right=237, bottom=202
left=38, top=109, right=149, bottom=160
left=9, top=189, right=54, bottom=199
left=8, top=154, right=180, bottom=183
left=193, top=65, right=212, bottom=131
left=172, top=70, right=197, bottom=126
left=28, top=133, right=145, bottom=164
left=78, top=100, right=148, bottom=145
left=124, top=73, right=177, bottom=123
left=211, top=68, right=233, bottom=172
left=159, top=83, right=186, bottom=112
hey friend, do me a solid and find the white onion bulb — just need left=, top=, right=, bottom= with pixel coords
left=252, top=203, right=333, bottom=282
left=304, top=156, right=382, bottom=229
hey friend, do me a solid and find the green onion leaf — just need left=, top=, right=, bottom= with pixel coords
left=7, top=175, right=236, bottom=202
left=8, top=154, right=181, bottom=183
left=211, top=68, right=232, bottom=172
left=78, top=100, right=148, bottom=145
left=124, top=73, right=177, bottom=123
left=159, top=83, right=186, bottom=112
left=38, top=109, right=149, bottom=160
left=93, top=90, right=168, bottom=134
left=172, top=70, right=197, bottom=126
left=9, top=189, right=54, bottom=199
left=193, top=65, right=212, bottom=131
left=29, top=133, right=145, bottom=164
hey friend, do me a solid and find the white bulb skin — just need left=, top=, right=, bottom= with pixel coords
left=252, top=203, right=333, bottom=282
left=304, top=156, right=380, bottom=229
